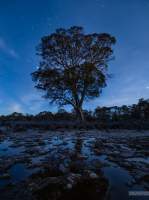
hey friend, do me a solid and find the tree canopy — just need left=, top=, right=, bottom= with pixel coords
left=32, top=26, right=116, bottom=120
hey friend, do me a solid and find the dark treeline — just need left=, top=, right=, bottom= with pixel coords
left=0, top=98, right=149, bottom=130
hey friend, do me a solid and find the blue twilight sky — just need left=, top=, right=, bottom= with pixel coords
left=0, top=0, right=149, bottom=114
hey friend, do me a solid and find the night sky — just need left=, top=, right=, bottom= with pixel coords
left=0, top=0, right=149, bottom=114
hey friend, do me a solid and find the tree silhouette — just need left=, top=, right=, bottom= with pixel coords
left=32, top=26, right=116, bottom=121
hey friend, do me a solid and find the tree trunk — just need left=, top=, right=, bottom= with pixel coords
left=75, top=107, right=85, bottom=122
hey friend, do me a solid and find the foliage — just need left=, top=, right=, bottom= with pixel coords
left=1, top=99, right=149, bottom=130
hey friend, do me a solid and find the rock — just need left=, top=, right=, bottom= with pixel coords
left=89, top=172, right=99, bottom=179
left=59, top=164, right=69, bottom=174
left=94, top=148, right=102, bottom=155
left=66, top=183, right=72, bottom=189
left=33, top=177, right=64, bottom=192
left=120, top=161, right=134, bottom=170
left=66, top=173, right=82, bottom=187
left=77, top=154, right=88, bottom=160
left=89, top=172, right=98, bottom=179
left=0, top=173, right=10, bottom=179
left=67, top=173, right=81, bottom=181
left=91, top=159, right=103, bottom=168
left=38, top=141, right=45, bottom=146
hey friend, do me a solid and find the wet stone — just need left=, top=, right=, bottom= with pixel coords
left=0, top=129, right=149, bottom=200
left=0, top=173, right=10, bottom=179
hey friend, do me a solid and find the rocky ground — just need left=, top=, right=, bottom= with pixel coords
left=0, top=127, right=149, bottom=200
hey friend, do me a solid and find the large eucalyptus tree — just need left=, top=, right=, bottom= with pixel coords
left=32, top=26, right=116, bottom=121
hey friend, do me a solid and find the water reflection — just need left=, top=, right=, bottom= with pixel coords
left=0, top=131, right=148, bottom=200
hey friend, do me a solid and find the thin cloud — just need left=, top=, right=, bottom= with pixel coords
left=21, top=92, right=48, bottom=114
left=0, top=37, right=18, bottom=59
left=8, top=103, right=23, bottom=113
